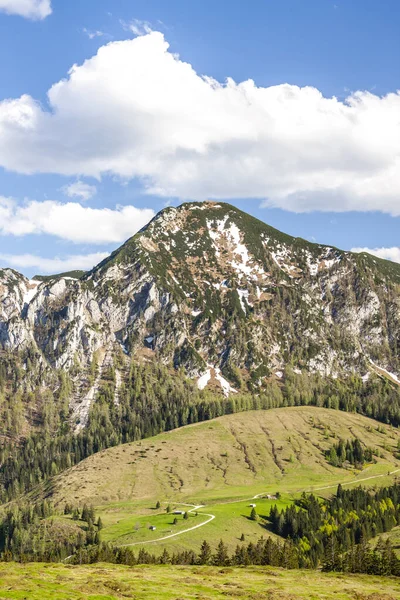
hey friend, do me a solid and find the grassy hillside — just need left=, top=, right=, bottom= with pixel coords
left=25, top=407, right=400, bottom=554
left=0, top=563, right=399, bottom=599
left=41, top=407, right=400, bottom=508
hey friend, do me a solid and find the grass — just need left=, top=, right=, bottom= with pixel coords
left=97, top=496, right=290, bottom=552
left=25, top=407, right=400, bottom=555
left=39, top=407, right=400, bottom=509
left=100, top=507, right=208, bottom=545
left=0, top=563, right=399, bottom=599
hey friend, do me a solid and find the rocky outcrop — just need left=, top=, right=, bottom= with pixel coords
left=1, top=201, right=400, bottom=408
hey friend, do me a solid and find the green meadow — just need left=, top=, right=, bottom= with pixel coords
left=0, top=563, right=399, bottom=600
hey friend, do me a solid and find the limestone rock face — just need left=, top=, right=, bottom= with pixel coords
left=1, top=201, right=400, bottom=406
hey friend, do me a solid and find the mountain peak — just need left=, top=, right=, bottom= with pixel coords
left=2, top=201, right=400, bottom=407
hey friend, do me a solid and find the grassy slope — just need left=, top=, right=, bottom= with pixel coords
left=0, top=563, right=399, bottom=600
left=28, top=407, right=400, bottom=553
left=42, top=407, right=400, bottom=508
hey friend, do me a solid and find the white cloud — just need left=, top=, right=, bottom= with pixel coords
left=0, top=197, right=155, bottom=244
left=0, top=0, right=51, bottom=20
left=121, top=18, right=152, bottom=36
left=351, top=247, right=400, bottom=264
left=62, top=180, right=97, bottom=201
left=83, top=28, right=105, bottom=40
left=0, top=252, right=108, bottom=274
left=0, top=31, right=399, bottom=213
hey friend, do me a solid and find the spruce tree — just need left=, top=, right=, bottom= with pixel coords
left=198, top=540, right=212, bottom=564
left=250, top=507, right=258, bottom=521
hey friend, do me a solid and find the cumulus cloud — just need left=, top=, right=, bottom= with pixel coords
left=0, top=252, right=108, bottom=273
left=0, top=197, right=155, bottom=244
left=62, top=180, right=97, bottom=201
left=0, top=0, right=51, bottom=20
left=351, top=247, right=400, bottom=264
left=0, top=31, right=399, bottom=213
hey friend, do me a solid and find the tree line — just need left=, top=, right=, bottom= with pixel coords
left=2, top=359, right=400, bottom=503
left=2, top=484, right=400, bottom=576
left=0, top=501, right=101, bottom=563
left=268, top=482, right=400, bottom=573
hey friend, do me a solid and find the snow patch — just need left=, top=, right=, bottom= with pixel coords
left=237, top=289, right=252, bottom=312
left=306, top=253, right=319, bottom=276
left=197, top=369, right=212, bottom=390
left=214, top=366, right=237, bottom=397
left=190, top=204, right=222, bottom=211
left=369, top=360, right=400, bottom=384
left=197, top=364, right=237, bottom=396
left=22, top=280, right=40, bottom=306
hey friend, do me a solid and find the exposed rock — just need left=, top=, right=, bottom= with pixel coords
left=1, top=201, right=400, bottom=408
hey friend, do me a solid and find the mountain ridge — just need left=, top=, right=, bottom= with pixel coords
left=1, top=200, right=400, bottom=429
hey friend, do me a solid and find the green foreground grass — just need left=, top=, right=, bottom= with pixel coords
left=0, top=563, right=399, bottom=600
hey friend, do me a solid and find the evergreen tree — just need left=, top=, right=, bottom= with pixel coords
left=213, top=540, right=229, bottom=566
left=198, top=540, right=212, bottom=564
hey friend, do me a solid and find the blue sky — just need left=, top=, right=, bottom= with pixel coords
left=0, top=0, right=399, bottom=276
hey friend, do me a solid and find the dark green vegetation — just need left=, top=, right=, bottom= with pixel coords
left=326, top=438, right=376, bottom=468
left=269, top=483, right=400, bottom=574
left=0, top=501, right=100, bottom=562
left=32, top=270, right=86, bottom=282
left=2, top=359, right=400, bottom=503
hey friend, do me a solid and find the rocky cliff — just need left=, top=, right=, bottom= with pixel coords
left=1, top=201, right=400, bottom=423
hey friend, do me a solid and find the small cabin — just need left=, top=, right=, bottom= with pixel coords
left=249, top=503, right=256, bottom=508
left=173, top=510, right=184, bottom=515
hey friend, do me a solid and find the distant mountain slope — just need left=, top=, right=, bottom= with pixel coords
left=33, top=270, right=85, bottom=282
left=35, top=407, right=400, bottom=508
left=1, top=201, right=400, bottom=424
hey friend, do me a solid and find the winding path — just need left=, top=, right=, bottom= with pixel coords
left=121, top=504, right=215, bottom=547
left=308, top=467, right=400, bottom=492
left=120, top=467, right=400, bottom=547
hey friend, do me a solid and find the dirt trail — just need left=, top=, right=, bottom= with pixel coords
left=120, top=469, right=400, bottom=547
left=121, top=504, right=215, bottom=547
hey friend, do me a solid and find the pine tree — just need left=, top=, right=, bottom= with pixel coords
left=250, top=507, right=258, bottom=521
left=214, top=540, right=229, bottom=566
left=159, top=548, right=170, bottom=564
left=81, top=504, right=89, bottom=523
left=72, top=508, right=80, bottom=521
left=198, top=540, right=212, bottom=564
